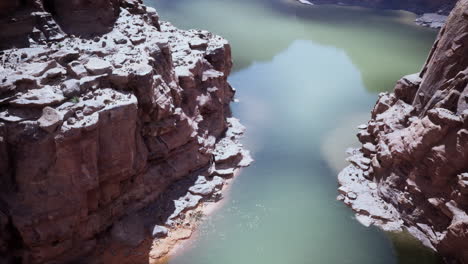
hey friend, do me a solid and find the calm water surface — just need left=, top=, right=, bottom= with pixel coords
left=144, top=0, right=440, bottom=263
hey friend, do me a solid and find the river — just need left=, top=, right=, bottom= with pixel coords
left=143, top=0, right=440, bottom=263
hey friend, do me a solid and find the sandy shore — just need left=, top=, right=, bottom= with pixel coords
left=92, top=168, right=244, bottom=264
left=149, top=169, right=242, bottom=263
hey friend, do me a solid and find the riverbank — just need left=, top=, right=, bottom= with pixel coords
left=93, top=171, right=243, bottom=264
left=415, top=13, right=447, bottom=28
left=294, top=0, right=451, bottom=28
left=88, top=118, right=252, bottom=264
left=337, top=1, right=468, bottom=262
left=295, top=0, right=456, bottom=14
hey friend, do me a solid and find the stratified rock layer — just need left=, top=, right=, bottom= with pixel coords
left=0, top=0, right=251, bottom=263
left=338, top=0, right=468, bottom=262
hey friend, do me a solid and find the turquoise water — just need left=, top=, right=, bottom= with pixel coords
left=144, top=0, right=440, bottom=263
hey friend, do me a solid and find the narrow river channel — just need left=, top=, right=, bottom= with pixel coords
left=144, top=0, right=440, bottom=262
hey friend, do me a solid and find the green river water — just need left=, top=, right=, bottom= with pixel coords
left=143, top=0, right=440, bottom=263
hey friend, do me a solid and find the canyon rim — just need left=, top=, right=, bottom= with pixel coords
left=0, top=0, right=251, bottom=263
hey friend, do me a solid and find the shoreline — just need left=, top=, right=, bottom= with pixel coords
left=294, top=0, right=448, bottom=28
left=150, top=169, right=242, bottom=263
left=93, top=169, right=245, bottom=264
left=90, top=118, right=253, bottom=264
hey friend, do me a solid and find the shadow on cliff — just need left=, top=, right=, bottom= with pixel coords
left=42, top=0, right=121, bottom=37
left=387, top=231, right=444, bottom=264
left=0, top=0, right=121, bottom=50
left=84, top=166, right=214, bottom=264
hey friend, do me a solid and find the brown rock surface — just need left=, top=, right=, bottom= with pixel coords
left=0, top=0, right=251, bottom=263
left=338, top=0, right=468, bottom=262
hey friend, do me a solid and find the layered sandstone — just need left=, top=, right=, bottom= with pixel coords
left=338, top=0, right=468, bottom=262
left=0, top=0, right=251, bottom=263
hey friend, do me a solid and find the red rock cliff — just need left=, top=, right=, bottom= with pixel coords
left=0, top=0, right=250, bottom=263
left=339, top=0, right=468, bottom=262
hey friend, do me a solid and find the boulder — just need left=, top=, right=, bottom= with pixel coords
left=167, top=193, right=203, bottom=224
left=61, top=79, right=81, bottom=98
left=188, top=176, right=224, bottom=196
left=10, top=86, right=66, bottom=107
left=152, top=225, right=168, bottom=239
left=85, top=58, right=113, bottom=75
left=38, top=106, right=63, bottom=133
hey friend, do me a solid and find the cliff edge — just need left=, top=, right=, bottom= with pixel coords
left=338, top=0, right=468, bottom=262
left=0, top=0, right=251, bottom=263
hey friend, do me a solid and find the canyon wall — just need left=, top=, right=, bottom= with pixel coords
left=308, top=0, right=458, bottom=15
left=339, top=0, right=468, bottom=262
left=0, top=0, right=250, bottom=263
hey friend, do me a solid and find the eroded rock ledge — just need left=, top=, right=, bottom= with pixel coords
left=338, top=0, right=468, bottom=262
left=0, top=0, right=251, bottom=263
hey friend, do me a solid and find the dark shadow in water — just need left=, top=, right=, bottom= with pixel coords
left=387, top=231, right=444, bottom=264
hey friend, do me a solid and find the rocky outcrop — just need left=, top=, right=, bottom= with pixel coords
left=303, top=0, right=458, bottom=15
left=415, top=13, right=448, bottom=28
left=295, top=0, right=457, bottom=28
left=338, top=0, right=468, bottom=262
left=0, top=0, right=251, bottom=263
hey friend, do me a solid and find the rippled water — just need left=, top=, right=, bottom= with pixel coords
left=143, top=0, right=441, bottom=263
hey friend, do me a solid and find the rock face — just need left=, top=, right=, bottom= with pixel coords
left=306, top=0, right=458, bottom=15
left=0, top=0, right=121, bottom=49
left=338, top=0, right=468, bottom=262
left=0, top=0, right=251, bottom=263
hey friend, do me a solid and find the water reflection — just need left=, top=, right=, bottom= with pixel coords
left=146, top=0, right=436, bottom=92
left=143, top=0, right=441, bottom=263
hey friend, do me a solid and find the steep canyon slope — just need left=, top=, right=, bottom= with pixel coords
left=339, top=0, right=468, bottom=262
left=0, top=0, right=250, bottom=263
